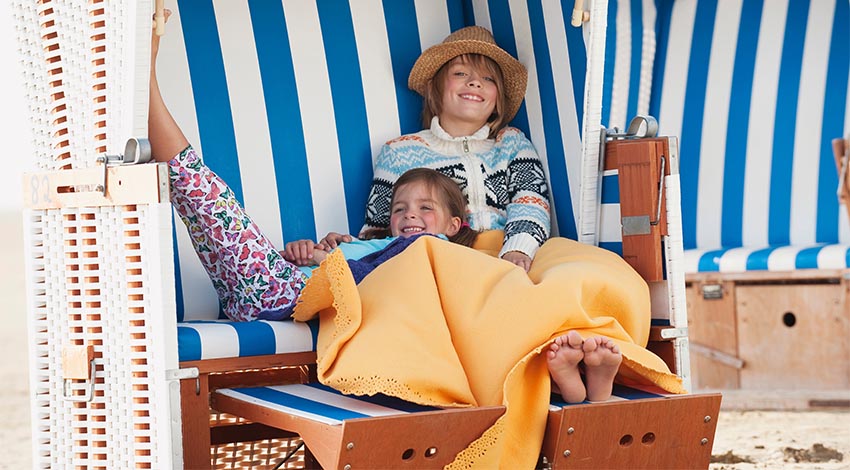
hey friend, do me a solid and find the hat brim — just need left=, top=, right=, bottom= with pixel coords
left=408, top=40, right=528, bottom=124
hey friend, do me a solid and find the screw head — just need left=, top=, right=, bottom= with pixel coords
left=563, top=450, right=571, bottom=457
left=567, top=427, right=575, bottom=435
left=701, top=438, right=709, bottom=445
left=346, top=442, right=355, bottom=450
left=344, top=465, right=351, bottom=470
left=704, top=415, right=711, bottom=423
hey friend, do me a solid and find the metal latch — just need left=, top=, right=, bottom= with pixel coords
left=701, top=284, right=723, bottom=300
left=95, top=137, right=152, bottom=195
left=62, top=345, right=96, bottom=402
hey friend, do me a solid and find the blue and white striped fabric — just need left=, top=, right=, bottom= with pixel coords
left=177, top=319, right=318, bottom=362
left=216, top=382, right=440, bottom=425
left=548, top=382, right=676, bottom=409
left=651, top=0, right=850, bottom=272
left=158, top=0, right=595, bottom=326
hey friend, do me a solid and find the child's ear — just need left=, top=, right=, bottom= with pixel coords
left=447, top=216, right=462, bottom=237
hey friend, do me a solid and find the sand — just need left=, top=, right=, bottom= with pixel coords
left=1, top=211, right=847, bottom=469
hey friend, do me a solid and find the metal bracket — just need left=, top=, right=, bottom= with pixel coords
left=95, top=137, right=153, bottom=195
left=702, top=284, right=723, bottom=300
left=660, top=327, right=688, bottom=339
left=605, top=115, right=659, bottom=141
left=651, top=155, right=666, bottom=225
left=62, top=359, right=96, bottom=403
left=166, top=367, right=200, bottom=381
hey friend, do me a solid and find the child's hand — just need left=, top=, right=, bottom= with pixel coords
left=502, top=251, right=532, bottom=272
left=319, top=232, right=353, bottom=250
left=284, top=240, right=329, bottom=266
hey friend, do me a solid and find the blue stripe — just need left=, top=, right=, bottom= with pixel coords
left=306, top=319, right=319, bottom=347
left=172, top=219, right=185, bottom=323
left=177, top=0, right=242, bottom=203
left=550, top=383, right=665, bottom=407
left=234, top=386, right=369, bottom=421
left=249, top=0, right=317, bottom=242
left=601, top=174, right=620, bottom=204
left=317, top=1, right=372, bottom=235
left=721, top=0, right=764, bottom=248
left=307, top=383, right=440, bottom=412
left=768, top=0, right=809, bottom=246
left=599, top=241, right=623, bottom=255
left=447, top=0, right=466, bottom=32
left=602, top=0, right=618, bottom=128
left=697, top=248, right=727, bottom=272
left=679, top=0, right=718, bottom=249
left=461, top=0, right=475, bottom=25
left=235, top=322, right=277, bottom=357
left=563, top=11, right=586, bottom=133
left=527, top=0, right=576, bottom=239
left=384, top=0, right=423, bottom=135
left=649, top=0, right=674, bottom=117
left=487, top=0, right=530, bottom=132
left=745, top=247, right=775, bottom=271
left=817, top=0, right=849, bottom=244
left=795, top=246, right=823, bottom=269
left=177, top=326, right=202, bottom=362
left=626, top=0, right=643, bottom=121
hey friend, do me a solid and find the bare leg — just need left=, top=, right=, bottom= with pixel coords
left=582, top=336, right=622, bottom=402
left=547, top=331, right=586, bottom=403
left=149, top=10, right=189, bottom=162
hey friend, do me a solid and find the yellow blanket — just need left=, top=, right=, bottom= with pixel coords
left=293, top=235, right=685, bottom=469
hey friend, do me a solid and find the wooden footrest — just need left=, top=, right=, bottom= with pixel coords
left=211, top=383, right=504, bottom=469
left=542, top=385, right=722, bottom=469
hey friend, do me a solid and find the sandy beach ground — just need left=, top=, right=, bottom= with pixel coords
left=1, top=211, right=847, bottom=469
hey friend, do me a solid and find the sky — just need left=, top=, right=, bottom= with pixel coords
left=1, top=2, right=34, bottom=213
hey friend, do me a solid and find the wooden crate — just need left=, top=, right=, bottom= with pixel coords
left=686, top=270, right=850, bottom=390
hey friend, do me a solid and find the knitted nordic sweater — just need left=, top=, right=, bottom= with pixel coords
left=362, top=117, right=551, bottom=259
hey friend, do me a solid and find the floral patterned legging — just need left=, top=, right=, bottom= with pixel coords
left=168, top=146, right=305, bottom=322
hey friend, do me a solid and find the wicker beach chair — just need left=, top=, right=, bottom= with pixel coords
left=17, top=0, right=720, bottom=468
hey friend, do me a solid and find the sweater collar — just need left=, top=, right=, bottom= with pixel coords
left=429, top=116, right=491, bottom=142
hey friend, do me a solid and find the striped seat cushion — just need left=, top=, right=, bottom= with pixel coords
left=216, top=382, right=440, bottom=425
left=684, top=244, right=850, bottom=274
left=549, top=383, right=679, bottom=409
left=177, top=319, right=318, bottom=362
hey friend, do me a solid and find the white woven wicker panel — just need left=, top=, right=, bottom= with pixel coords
left=11, top=0, right=152, bottom=170
left=23, top=200, right=179, bottom=469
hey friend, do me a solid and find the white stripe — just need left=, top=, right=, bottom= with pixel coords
left=656, top=0, right=696, bottom=140
left=282, top=0, right=349, bottom=237
left=599, top=203, right=622, bottom=243
left=718, top=247, right=752, bottom=272
left=742, top=1, right=788, bottom=247
left=637, top=0, right=657, bottom=116
left=217, top=388, right=344, bottom=425
left=351, top=0, right=401, bottom=159
left=817, top=244, right=848, bottom=269
left=415, top=0, right=450, bottom=49
left=766, top=245, right=801, bottom=271
left=683, top=248, right=709, bottom=273
left=267, top=321, right=315, bottom=354
left=840, top=207, right=850, bottom=243
left=188, top=323, right=240, bottom=360
left=543, top=0, right=583, bottom=228
left=268, top=384, right=413, bottom=417
left=609, top=0, right=632, bottom=131
left=213, top=0, right=283, bottom=248
left=157, top=8, right=218, bottom=320
left=790, top=0, right=836, bottom=246
left=695, top=0, right=743, bottom=250
left=471, top=0, right=493, bottom=31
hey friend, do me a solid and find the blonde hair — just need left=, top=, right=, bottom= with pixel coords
left=362, top=168, right=478, bottom=247
left=421, top=54, right=507, bottom=138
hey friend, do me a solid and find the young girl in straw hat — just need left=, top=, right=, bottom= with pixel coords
left=322, top=26, right=551, bottom=273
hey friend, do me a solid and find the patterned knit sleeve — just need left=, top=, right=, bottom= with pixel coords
left=499, top=130, right=552, bottom=260
left=360, top=143, right=396, bottom=235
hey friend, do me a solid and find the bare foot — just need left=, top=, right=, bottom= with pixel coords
left=582, top=336, right=622, bottom=402
left=547, top=331, right=586, bottom=403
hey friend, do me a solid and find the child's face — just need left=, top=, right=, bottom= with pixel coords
left=389, top=182, right=461, bottom=239
left=438, top=57, right=499, bottom=130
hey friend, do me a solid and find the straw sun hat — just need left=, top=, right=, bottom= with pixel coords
left=408, top=26, right=528, bottom=123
